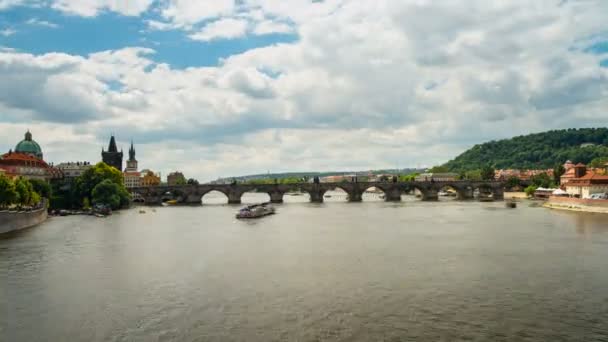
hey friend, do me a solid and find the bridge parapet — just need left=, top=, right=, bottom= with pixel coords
left=129, top=180, right=505, bottom=205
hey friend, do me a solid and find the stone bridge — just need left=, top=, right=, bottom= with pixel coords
left=130, top=181, right=504, bottom=205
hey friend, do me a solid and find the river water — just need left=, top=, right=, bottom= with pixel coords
left=2, top=194, right=608, bottom=341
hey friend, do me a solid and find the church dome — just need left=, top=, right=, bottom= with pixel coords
left=15, top=131, right=43, bottom=159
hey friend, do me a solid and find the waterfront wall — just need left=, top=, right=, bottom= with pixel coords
left=544, top=196, right=608, bottom=214
left=0, top=204, right=48, bottom=235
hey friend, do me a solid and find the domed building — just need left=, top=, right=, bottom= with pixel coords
left=0, top=130, right=59, bottom=181
left=15, top=130, right=43, bottom=159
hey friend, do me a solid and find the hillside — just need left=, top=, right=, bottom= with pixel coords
left=444, top=128, right=608, bottom=171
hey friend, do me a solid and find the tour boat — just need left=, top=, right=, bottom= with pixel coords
left=236, top=203, right=276, bottom=219
left=162, top=199, right=178, bottom=206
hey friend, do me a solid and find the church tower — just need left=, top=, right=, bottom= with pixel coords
left=125, top=141, right=138, bottom=172
left=102, top=135, right=123, bottom=171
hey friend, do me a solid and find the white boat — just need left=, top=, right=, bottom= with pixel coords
left=236, top=202, right=276, bottom=219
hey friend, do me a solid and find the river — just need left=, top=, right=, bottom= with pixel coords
left=2, top=194, right=608, bottom=341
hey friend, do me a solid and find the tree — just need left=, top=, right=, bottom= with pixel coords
left=481, top=165, right=495, bottom=181
left=464, top=169, right=482, bottom=181
left=187, top=178, right=199, bottom=185
left=553, top=164, right=566, bottom=185
left=505, top=176, right=521, bottom=189
left=429, top=166, right=449, bottom=173
left=14, top=177, right=33, bottom=206
left=589, top=157, right=608, bottom=168
left=76, top=162, right=127, bottom=207
left=92, top=179, right=122, bottom=209
left=0, top=174, right=17, bottom=208
left=525, top=185, right=538, bottom=197
left=29, top=179, right=51, bottom=199
left=530, top=173, right=553, bottom=188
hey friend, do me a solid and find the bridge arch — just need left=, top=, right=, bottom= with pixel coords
left=362, top=185, right=387, bottom=202
left=473, top=184, right=496, bottom=201
left=201, top=189, right=229, bottom=205
left=240, top=188, right=271, bottom=204
left=322, top=185, right=351, bottom=202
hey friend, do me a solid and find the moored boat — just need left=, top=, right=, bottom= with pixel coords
left=236, top=202, right=275, bottom=219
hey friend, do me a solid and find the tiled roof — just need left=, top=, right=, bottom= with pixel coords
left=0, top=152, right=49, bottom=167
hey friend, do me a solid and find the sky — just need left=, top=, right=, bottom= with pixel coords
left=0, top=0, right=607, bottom=182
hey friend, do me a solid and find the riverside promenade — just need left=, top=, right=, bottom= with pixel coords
left=544, top=196, right=608, bottom=214
left=0, top=201, right=48, bottom=234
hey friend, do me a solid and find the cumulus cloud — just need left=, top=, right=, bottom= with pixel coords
left=1, top=0, right=608, bottom=181
left=189, top=18, right=249, bottom=41
left=51, top=0, right=154, bottom=17
left=161, top=0, right=235, bottom=27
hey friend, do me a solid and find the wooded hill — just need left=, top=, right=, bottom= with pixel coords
left=443, top=128, right=608, bottom=171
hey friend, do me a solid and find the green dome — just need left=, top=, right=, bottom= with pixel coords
left=15, top=131, right=43, bottom=159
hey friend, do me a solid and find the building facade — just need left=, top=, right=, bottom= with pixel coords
left=564, top=164, right=608, bottom=198
left=55, top=162, right=92, bottom=178
left=167, top=171, right=186, bottom=186
left=415, top=173, right=458, bottom=182
left=0, top=131, right=58, bottom=181
left=123, top=141, right=141, bottom=188
left=102, top=136, right=123, bottom=171
left=141, top=170, right=161, bottom=186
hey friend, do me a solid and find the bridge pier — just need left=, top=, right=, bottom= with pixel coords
left=493, top=187, right=505, bottom=200
left=309, top=187, right=324, bottom=203
left=186, top=194, right=202, bottom=205
left=385, top=188, right=402, bottom=202
left=269, top=191, right=284, bottom=204
left=227, top=192, right=241, bottom=204
left=348, top=190, right=362, bottom=202
left=421, top=189, right=439, bottom=201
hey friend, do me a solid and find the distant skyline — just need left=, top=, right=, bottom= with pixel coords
left=1, top=1, right=607, bottom=182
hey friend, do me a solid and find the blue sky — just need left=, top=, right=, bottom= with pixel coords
left=0, top=1, right=607, bottom=181
left=0, top=3, right=297, bottom=68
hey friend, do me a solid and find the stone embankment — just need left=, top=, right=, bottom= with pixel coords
left=0, top=203, right=48, bottom=235
left=544, top=196, right=608, bottom=214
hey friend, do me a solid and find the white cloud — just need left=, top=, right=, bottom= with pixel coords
left=26, top=18, right=59, bottom=28
left=146, top=20, right=175, bottom=31
left=51, top=0, right=154, bottom=17
left=161, top=0, right=235, bottom=27
left=189, top=18, right=249, bottom=42
left=0, top=28, right=16, bottom=36
left=1, top=1, right=608, bottom=181
left=253, top=20, right=292, bottom=35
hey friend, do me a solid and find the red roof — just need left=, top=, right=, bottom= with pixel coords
left=574, top=163, right=586, bottom=167
left=0, top=152, right=50, bottom=167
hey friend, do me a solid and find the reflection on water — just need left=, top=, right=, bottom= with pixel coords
left=2, top=199, right=608, bottom=341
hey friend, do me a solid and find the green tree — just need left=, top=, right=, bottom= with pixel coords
left=91, top=179, right=122, bottom=209
left=589, top=157, right=608, bottom=168
left=28, top=179, right=52, bottom=199
left=14, top=177, right=33, bottom=206
left=505, top=176, right=521, bottom=189
left=464, top=170, right=482, bottom=181
left=553, top=164, right=566, bottom=185
left=525, top=185, right=538, bottom=197
left=530, top=173, right=553, bottom=188
left=481, top=165, right=495, bottom=181
left=0, top=174, right=17, bottom=208
left=76, top=162, right=127, bottom=207
left=187, top=178, right=199, bottom=185
left=429, top=166, right=449, bottom=173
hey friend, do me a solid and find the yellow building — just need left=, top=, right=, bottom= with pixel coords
left=141, top=170, right=161, bottom=186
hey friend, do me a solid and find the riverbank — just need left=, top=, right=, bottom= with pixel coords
left=0, top=204, right=48, bottom=234
left=543, top=196, right=608, bottom=214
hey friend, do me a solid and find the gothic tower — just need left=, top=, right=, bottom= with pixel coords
left=125, top=141, right=138, bottom=172
left=102, top=135, right=123, bottom=171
